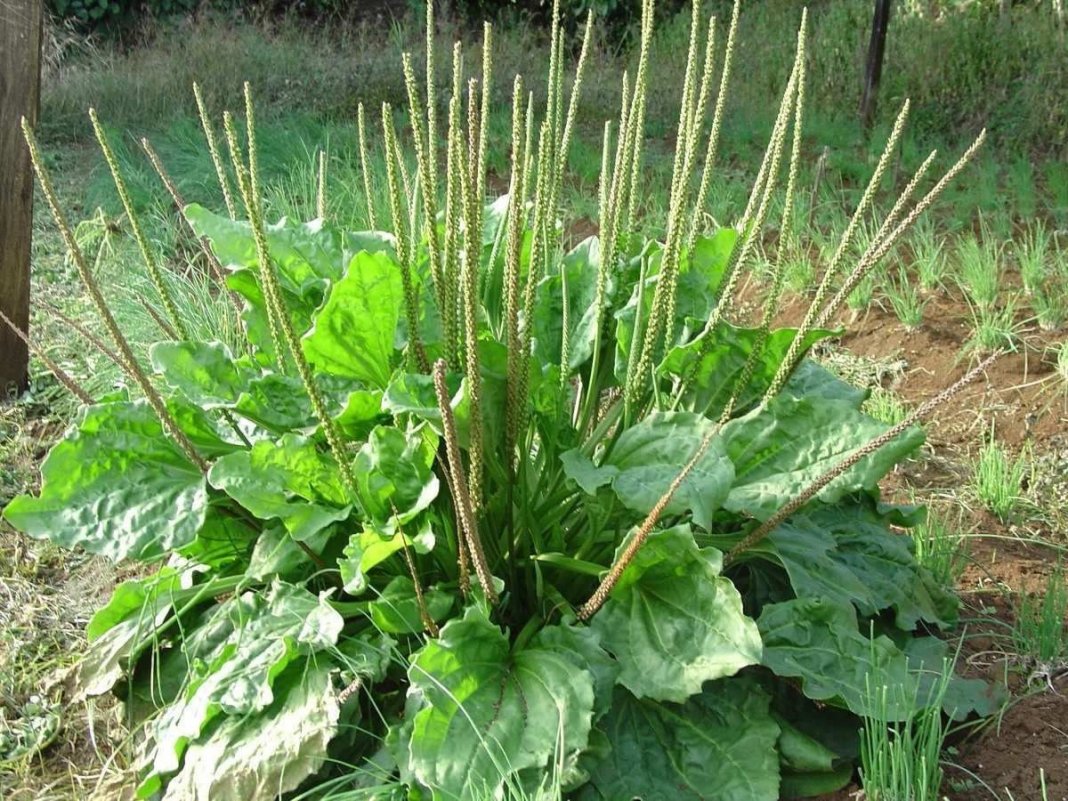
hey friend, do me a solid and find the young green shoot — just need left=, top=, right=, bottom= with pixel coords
left=860, top=654, right=955, bottom=801
left=885, top=268, right=927, bottom=331
left=956, top=233, right=1002, bottom=311
left=912, top=507, right=968, bottom=589
left=972, top=425, right=1029, bottom=521
left=1012, top=562, right=1068, bottom=675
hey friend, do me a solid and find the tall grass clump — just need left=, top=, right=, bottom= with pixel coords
left=4, top=2, right=1005, bottom=799
left=1012, top=563, right=1068, bottom=670
left=859, top=654, right=956, bottom=801
left=912, top=507, right=968, bottom=590
left=956, top=232, right=1002, bottom=311
left=972, top=425, right=1029, bottom=520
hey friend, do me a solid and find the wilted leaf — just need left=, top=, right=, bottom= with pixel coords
left=149, top=582, right=343, bottom=780
left=160, top=662, right=340, bottom=801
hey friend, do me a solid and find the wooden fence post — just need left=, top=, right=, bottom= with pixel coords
left=859, top=0, right=892, bottom=132
left=1, top=0, right=43, bottom=398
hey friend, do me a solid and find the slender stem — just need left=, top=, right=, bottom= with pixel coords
left=22, top=118, right=207, bottom=473
left=0, top=310, right=93, bottom=404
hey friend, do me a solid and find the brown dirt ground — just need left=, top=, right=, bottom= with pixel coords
left=789, top=274, right=1068, bottom=801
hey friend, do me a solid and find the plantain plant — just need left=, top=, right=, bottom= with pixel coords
left=5, top=1, right=1006, bottom=799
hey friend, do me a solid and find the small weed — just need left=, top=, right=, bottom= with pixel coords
left=847, top=274, right=876, bottom=313
left=864, top=386, right=909, bottom=425
left=1031, top=255, right=1068, bottom=332
left=912, top=508, right=968, bottom=589
left=1055, top=340, right=1068, bottom=386
left=956, top=233, right=1002, bottom=311
left=885, top=269, right=927, bottom=330
left=784, top=254, right=815, bottom=294
left=972, top=426, right=1029, bottom=521
left=1014, top=219, right=1051, bottom=297
left=1012, top=563, right=1068, bottom=669
left=911, top=217, right=946, bottom=291
left=966, top=298, right=1023, bottom=354
left=860, top=654, right=954, bottom=801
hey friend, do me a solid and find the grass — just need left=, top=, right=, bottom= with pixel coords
left=1012, top=563, right=1068, bottom=670
left=859, top=654, right=955, bottom=801
left=864, top=386, right=909, bottom=426
left=972, top=427, right=1029, bottom=521
left=911, top=507, right=968, bottom=589
left=956, top=233, right=1002, bottom=311
left=966, top=298, right=1024, bottom=355
left=911, top=216, right=947, bottom=292
left=885, top=268, right=927, bottom=331
left=1014, top=219, right=1052, bottom=297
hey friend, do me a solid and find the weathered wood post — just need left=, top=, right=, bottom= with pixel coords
left=859, top=0, right=892, bottom=132
left=0, top=0, right=43, bottom=398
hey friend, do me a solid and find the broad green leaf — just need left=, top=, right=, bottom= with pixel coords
left=208, top=433, right=352, bottom=542
left=354, top=425, right=439, bottom=524
left=531, top=623, right=619, bottom=720
left=661, top=323, right=838, bottom=419
left=246, top=522, right=337, bottom=582
left=368, top=576, right=454, bottom=634
left=782, top=359, right=868, bottom=407
left=87, top=567, right=184, bottom=641
left=406, top=606, right=595, bottom=800
left=166, top=398, right=249, bottom=458
left=673, top=229, right=738, bottom=332
left=758, top=598, right=917, bottom=718
left=775, top=717, right=838, bottom=773
left=150, top=581, right=343, bottom=778
left=340, top=519, right=436, bottom=595
left=335, top=387, right=386, bottom=439
left=751, top=503, right=959, bottom=630
left=720, top=394, right=925, bottom=521
left=612, top=240, right=662, bottom=381
left=187, top=206, right=373, bottom=359
left=186, top=205, right=393, bottom=294
left=579, top=678, right=780, bottom=801
left=232, top=373, right=380, bottom=437
left=591, top=525, right=761, bottom=703
left=534, top=236, right=601, bottom=372
left=302, top=249, right=404, bottom=388
left=234, top=373, right=317, bottom=431
left=3, top=401, right=208, bottom=562
left=150, top=341, right=253, bottom=409
left=902, top=637, right=1007, bottom=721
left=158, top=662, right=339, bottom=801
left=780, top=765, right=854, bottom=798
left=561, top=412, right=734, bottom=530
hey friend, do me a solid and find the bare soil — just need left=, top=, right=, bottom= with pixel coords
left=796, top=277, right=1068, bottom=801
